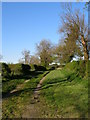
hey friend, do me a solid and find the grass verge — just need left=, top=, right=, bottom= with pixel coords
left=2, top=71, right=48, bottom=118
left=41, top=62, right=88, bottom=118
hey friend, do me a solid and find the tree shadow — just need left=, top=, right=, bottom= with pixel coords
left=42, top=74, right=77, bottom=90
left=2, top=70, right=46, bottom=99
left=2, top=70, right=45, bottom=82
left=2, top=87, right=35, bottom=99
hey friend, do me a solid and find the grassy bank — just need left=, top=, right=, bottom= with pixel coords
left=41, top=61, right=88, bottom=118
left=2, top=61, right=89, bottom=118
left=2, top=71, right=48, bottom=118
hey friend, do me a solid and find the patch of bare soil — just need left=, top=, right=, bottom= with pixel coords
left=21, top=73, right=50, bottom=118
left=10, top=79, right=30, bottom=94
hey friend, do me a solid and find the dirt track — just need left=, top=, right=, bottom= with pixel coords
left=22, top=71, right=49, bottom=118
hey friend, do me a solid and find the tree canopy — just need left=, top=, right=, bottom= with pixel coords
left=59, top=3, right=89, bottom=62
left=36, top=39, right=53, bottom=67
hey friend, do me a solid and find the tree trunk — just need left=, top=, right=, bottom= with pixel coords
left=84, top=46, right=89, bottom=60
left=81, top=35, right=89, bottom=61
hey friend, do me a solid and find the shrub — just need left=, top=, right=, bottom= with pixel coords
left=65, top=61, right=79, bottom=72
left=9, top=64, right=23, bottom=76
left=30, top=64, right=35, bottom=71
left=65, top=60, right=90, bottom=78
left=34, top=64, right=38, bottom=70
left=49, top=66, right=55, bottom=70
left=79, top=60, right=86, bottom=78
left=9, top=63, right=31, bottom=76
left=21, top=64, right=31, bottom=75
left=2, top=63, right=11, bottom=78
left=85, top=60, right=90, bottom=78
left=59, top=64, right=65, bottom=68
left=34, top=64, right=46, bottom=71
left=48, top=64, right=61, bottom=70
left=52, top=64, right=59, bottom=68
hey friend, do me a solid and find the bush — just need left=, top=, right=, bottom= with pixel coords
left=33, top=64, right=38, bottom=70
left=79, top=60, right=86, bottom=78
left=48, top=64, right=61, bottom=70
left=53, top=64, right=59, bottom=68
left=9, top=63, right=31, bottom=76
left=65, top=61, right=79, bottom=71
left=30, top=64, right=35, bottom=71
left=2, top=63, right=11, bottom=78
left=59, top=64, right=65, bottom=68
left=65, top=60, right=90, bottom=78
left=86, top=60, right=90, bottom=78
left=9, top=64, right=23, bottom=76
left=34, top=64, right=46, bottom=71
left=49, top=66, right=55, bottom=70
left=21, top=64, right=31, bottom=75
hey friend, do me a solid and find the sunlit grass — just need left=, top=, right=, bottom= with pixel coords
left=41, top=65, right=88, bottom=118
left=2, top=71, right=48, bottom=118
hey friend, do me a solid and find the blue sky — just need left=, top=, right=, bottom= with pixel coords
left=2, top=2, right=87, bottom=63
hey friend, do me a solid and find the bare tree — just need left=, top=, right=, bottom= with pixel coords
left=30, top=55, right=40, bottom=65
left=59, top=3, right=89, bottom=61
left=36, top=39, right=53, bottom=67
left=19, top=50, right=30, bottom=64
left=55, top=38, right=83, bottom=64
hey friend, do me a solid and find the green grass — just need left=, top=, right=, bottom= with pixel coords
left=41, top=63, right=88, bottom=118
left=2, top=79, right=25, bottom=95
left=2, top=71, right=48, bottom=118
left=2, top=61, right=89, bottom=118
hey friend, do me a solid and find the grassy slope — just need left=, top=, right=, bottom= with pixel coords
left=41, top=61, right=88, bottom=118
left=2, top=71, right=48, bottom=118
left=2, top=61, right=89, bottom=118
